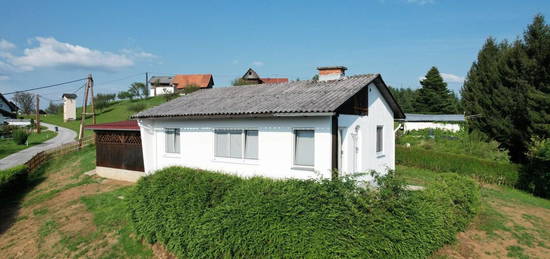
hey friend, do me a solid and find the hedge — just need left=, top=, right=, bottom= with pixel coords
left=0, top=165, right=28, bottom=195
left=396, top=146, right=519, bottom=186
left=127, top=167, right=480, bottom=258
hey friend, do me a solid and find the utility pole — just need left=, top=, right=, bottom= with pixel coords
left=145, top=72, right=149, bottom=97
left=78, top=74, right=96, bottom=147
left=35, top=94, right=40, bottom=134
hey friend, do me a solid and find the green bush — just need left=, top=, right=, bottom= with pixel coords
left=0, top=165, right=28, bottom=195
left=127, top=167, right=480, bottom=258
left=397, top=146, right=519, bottom=185
left=518, top=138, right=550, bottom=198
left=12, top=129, right=29, bottom=145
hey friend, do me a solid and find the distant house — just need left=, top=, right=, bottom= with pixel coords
left=134, top=66, right=405, bottom=182
left=62, top=93, right=77, bottom=122
left=402, top=113, right=465, bottom=132
left=149, top=76, right=174, bottom=96
left=0, top=93, right=18, bottom=124
left=149, top=74, right=214, bottom=97
left=241, top=68, right=289, bottom=84
left=85, top=120, right=145, bottom=182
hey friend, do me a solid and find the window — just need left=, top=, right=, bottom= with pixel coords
left=376, top=126, right=383, bottom=153
left=165, top=128, right=180, bottom=153
left=215, top=129, right=258, bottom=159
left=294, top=130, right=314, bottom=167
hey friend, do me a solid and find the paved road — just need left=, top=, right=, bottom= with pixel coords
left=0, top=123, right=77, bottom=170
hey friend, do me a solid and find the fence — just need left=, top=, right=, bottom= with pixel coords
left=25, top=135, right=95, bottom=172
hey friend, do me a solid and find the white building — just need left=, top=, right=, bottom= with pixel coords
left=402, top=113, right=465, bottom=132
left=134, top=66, right=405, bottom=181
left=62, top=93, right=77, bottom=122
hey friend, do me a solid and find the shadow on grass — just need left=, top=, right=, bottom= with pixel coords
left=0, top=161, right=50, bottom=235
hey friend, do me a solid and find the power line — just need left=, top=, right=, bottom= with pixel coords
left=4, top=78, right=88, bottom=95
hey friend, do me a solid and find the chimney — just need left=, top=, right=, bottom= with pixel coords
left=317, top=66, right=347, bottom=82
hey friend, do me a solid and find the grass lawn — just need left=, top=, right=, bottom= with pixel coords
left=398, top=165, right=550, bottom=258
left=31, top=96, right=166, bottom=136
left=0, top=129, right=57, bottom=159
left=0, top=145, right=154, bottom=258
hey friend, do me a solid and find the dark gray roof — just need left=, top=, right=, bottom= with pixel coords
left=242, top=68, right=260, bottom=80
left=133, top=74, right=405, bottom=119
left=62, top=93, right=77, bottom=99
left=149, top=76, right=173, bottom=85
left=404, top=113, right=465, bottom=122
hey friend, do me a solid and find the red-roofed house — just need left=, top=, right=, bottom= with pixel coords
left=241, top=68, right=289, bottom=84
left=171, top=74, right=214, bottom=90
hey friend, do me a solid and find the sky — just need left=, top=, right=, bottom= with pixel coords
left=0, top=0, right=549, bottom=107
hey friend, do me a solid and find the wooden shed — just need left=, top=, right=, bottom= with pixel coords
left=85, top=120, right=145, bottom=182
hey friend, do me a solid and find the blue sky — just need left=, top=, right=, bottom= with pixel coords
left=0, top=0, right=548, bottom=106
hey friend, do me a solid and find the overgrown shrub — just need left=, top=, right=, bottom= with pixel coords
left=518, top=138, right=550, bottom=198
left=127, top=167, right=480, bottom=258
left=12, top=129, right=29, bottom=145
left=397, top=146, right=519, bottom=185
left=0, top=165, right=28, bottom=195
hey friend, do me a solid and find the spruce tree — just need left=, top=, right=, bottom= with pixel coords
left=524, top=14, right=550, bottom=140
left=414, top=66, right=457, bottom=114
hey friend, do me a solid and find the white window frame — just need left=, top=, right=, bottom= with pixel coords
left=164, top=128, right=181, bottom=155
left=213, top=128, right=259, bottom=163
left=292, top=128, right=315, bottom=170
left=376, top=125, right=384, bottom=155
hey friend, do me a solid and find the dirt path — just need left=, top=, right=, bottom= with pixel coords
left=434, top=187, right=550, bottom=259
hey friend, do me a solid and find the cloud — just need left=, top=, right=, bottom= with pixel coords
left=251, top=61, right=264, bottom=67
left=440, top=73, right=465, bottom=83
left=0, top=75, right=9, bottom=80
left=0, top=37, right=156, bottom=72
left=406, top=0, right=435, bottom=5
left=0, top=39, right=15, bottom=50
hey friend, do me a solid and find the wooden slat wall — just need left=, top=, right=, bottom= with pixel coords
left=95, top=131, right=144, bottom=172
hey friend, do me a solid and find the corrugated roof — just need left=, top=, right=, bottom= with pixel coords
left=404, top=113, right=465, bottom=122
left=84, top=120, right=140, bottom=131
left=149, top=76, right=173, bottom=85
left=172, top=74, right=213, bottom=89
left=133, top=74, right=405, bottom=119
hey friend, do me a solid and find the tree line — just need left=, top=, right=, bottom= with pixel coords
left=389, top=66, right=462, bottom=114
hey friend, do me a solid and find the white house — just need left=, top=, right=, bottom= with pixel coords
left=403, top=113, right=465, bottom=132
left=133, top=66, right=405, bottom=181
left=0, top=93, right=18, bottom=124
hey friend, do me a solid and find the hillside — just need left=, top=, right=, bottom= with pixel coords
left=35, top=96, right=166, bottom=137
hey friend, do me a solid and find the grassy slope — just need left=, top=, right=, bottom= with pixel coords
left=34, top=96, right=166, bottom=137
left=0, top=146, right=153, bottom=258
left=0, top=130, right=57, bottom=159
left=399, top=165, right=550, bottom=258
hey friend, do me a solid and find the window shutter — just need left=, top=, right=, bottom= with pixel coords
left=229, top=130, right=242, bottom=158
left=245, top=130, right=258, bottom=159
left=215, top=130, right=230, bottom=157
left=294, top=130, right=314, bottom=166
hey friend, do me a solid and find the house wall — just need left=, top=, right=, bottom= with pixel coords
left=139, top=116, right=334, bottom=179
left=63, top=97, right=76, bottom=122
left=338, top=82, right=395, bottom=181
left=149, top=86, right=174, bottom=97
left=404, top=122, right=461, bottom=132
left=138, top=82, right=397, bottom=181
